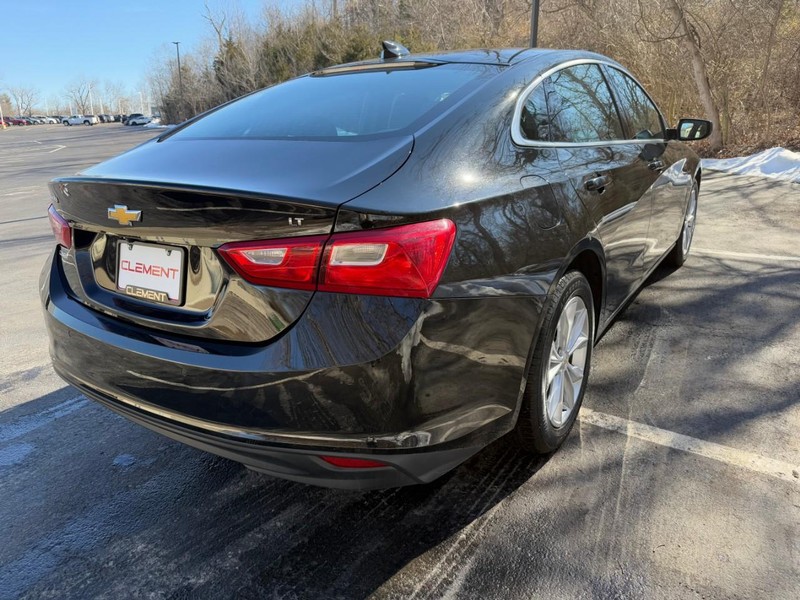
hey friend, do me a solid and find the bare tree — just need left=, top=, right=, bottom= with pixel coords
left=0, top=92, right=12, bottom=116
left=8, top=86, right=39, bottom=116
left=102, top=80, right=127, bottom=114
left=662, top=0, right=723, bottom=151
left=143, top=0, right=800, bottom=153
left=63, top=78, right=96, bottom=114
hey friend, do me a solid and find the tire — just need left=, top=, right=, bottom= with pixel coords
left=665, top=183, right=698, bottom=268
left=515, top=271, right=595, bottom=454
left=83, top=120, right=90, bottom=126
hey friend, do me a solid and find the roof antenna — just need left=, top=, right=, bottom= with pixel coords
left=381, top=40, right=410, bottom=60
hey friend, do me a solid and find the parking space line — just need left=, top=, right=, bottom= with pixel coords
left=693, top=247, right=800, bottom=263
left=1, top=187, right=40, bottom=197
left=579, top=407, right=799, bottom=484
left=0, top=396, right=88, bottom=442
left=0, top=216, right=48, bottom=226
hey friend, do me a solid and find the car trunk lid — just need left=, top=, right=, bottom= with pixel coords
left=50, top=135, right=413, bottom=343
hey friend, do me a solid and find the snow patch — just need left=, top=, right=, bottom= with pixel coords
left=701, top=147, right=800, bottom=184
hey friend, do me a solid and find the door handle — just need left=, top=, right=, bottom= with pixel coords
left=648, top=159, right=665, bottom=172
left=584, top=175, right=610, bottom=192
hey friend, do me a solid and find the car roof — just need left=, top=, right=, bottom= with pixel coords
left=316, top=47, right=616, bottom=72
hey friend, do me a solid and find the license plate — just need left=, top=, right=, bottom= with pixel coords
left=117, top=241, right=184, bottom=305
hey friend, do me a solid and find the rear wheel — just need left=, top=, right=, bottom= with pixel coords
left=666, top=183, right=698, bottom=268
left=83, top=120, right=90, bottom=126
left=515, top=271, right=594, bottom=454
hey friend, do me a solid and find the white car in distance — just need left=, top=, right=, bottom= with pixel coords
left=62, top=115, right=98, bottom=126
left=127, top=115, right=159, bottom=126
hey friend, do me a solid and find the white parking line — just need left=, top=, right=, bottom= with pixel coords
left=693, top=247, right=800, bottom=263
left=1, top=186, right=40, bottom=197
left=0, top=396, right=88, bottom=442
left=48, top=145, right=66, bottom=153
left=580, top=407, right=799, bottom=484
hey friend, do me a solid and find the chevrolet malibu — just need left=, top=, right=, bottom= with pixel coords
left=42, top=46, right=711, bottom=489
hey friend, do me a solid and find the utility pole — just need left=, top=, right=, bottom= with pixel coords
left=173, top=41, right=184, bottom=121
left=530, top=0, right=541, bottom=48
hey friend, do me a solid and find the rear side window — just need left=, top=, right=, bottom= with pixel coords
left=546, top=64, right=624, bottom=143
left=604, top=67, right=665, bottom=140
left=171, top=63, right=499, bottom=141
left=520, top=84, right=551, bottom=141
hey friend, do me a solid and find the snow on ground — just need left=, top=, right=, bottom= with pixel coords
left=701, top=147, right=800, bottom=184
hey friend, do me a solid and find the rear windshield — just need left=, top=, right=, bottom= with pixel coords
left=171, top=63, right=500, bottom=141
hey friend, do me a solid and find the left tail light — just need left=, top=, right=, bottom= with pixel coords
left=48, top=205, right=72, bottom=249
left=218, top=219, right=456, bottom=298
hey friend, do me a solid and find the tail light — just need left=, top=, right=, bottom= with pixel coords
left=217, top=235, right=327, bottom=291
left=218, top=219, right=456, bottom=298
left=48, top=205, right=72, bottom=249
left=319, top=456, right=388, bottom=469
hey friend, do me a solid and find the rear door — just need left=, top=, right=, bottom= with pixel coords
left=602, top=66, right=687, bottom=271
left=543, top=63, right=658, bottom=322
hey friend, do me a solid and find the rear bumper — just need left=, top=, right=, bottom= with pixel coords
left=64, top=373, right=480, bottom=489
left=41, top=248, right=545, bottom=488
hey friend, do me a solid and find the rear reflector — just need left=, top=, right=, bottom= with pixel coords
left=319, top=456, right=388, bottom=469
left=218, top=219, right=456, bottom=298
left=48, top=205, right=72, bottom=249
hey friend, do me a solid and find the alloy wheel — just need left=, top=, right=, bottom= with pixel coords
left=544, top=296, right=590, bottom=428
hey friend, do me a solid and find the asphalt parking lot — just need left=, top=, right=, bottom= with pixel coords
left=1, top=125, right=798, bottom=599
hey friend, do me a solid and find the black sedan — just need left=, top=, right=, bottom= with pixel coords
left=42, top=46, right=710, bottom=489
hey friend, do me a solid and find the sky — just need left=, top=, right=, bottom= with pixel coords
left=0, top=0, right=297, bottom=111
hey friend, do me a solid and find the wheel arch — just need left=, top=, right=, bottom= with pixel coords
left=553, top=238, right=606, bottom=336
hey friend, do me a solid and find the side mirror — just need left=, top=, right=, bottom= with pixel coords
left=667, top=118, right=713, bottom=141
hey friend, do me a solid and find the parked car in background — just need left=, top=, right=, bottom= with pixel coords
left=42, top=46, right=711, bottom=489
left=123, top=113, right=144, bottom=125
left=126, top=114, right=153, bottom=126
left=62, top=115, right=98, bottom=126
left=5, top=117, right=27, bottom=125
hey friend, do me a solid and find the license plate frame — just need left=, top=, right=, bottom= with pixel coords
left=117, top=240, right=186, bottom=306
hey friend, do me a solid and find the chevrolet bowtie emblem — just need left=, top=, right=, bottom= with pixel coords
left=107, top=205, right=142, bottom=226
